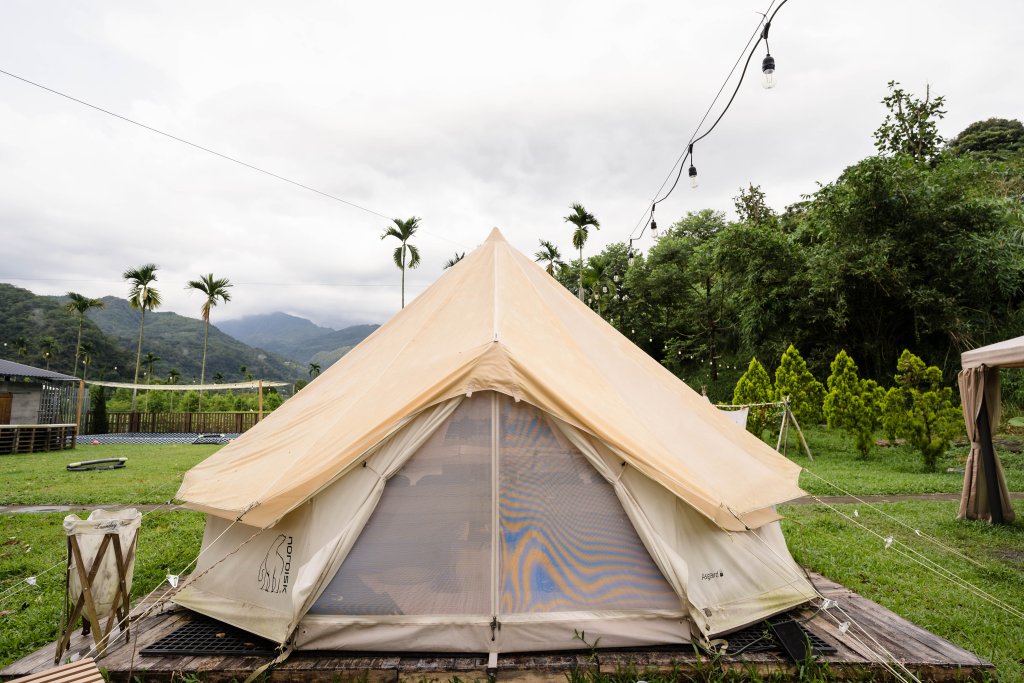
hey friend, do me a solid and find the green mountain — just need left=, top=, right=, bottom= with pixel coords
left=0, top=284, right=132, bottom=379
left=218, top=313, right=378, bottom=365
left=88, top=297, right=304, bottom=383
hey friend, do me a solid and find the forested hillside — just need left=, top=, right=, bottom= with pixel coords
left=218, top=313, right=378, bottom=364
left=0, top=284, right=303, bottom=382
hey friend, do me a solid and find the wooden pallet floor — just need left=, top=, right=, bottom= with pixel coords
left=1, top=573, right=992, bottom=682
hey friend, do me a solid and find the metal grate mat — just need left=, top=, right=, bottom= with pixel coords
left=140, top=615, right=277, bottom=657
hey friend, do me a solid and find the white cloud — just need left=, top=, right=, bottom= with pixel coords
left=0, top=1, right=1020, bottom=328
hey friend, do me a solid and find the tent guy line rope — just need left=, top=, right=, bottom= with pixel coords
left=735, top=515, right=919, bottom=683
left=805, top=495, right=1024, bottom=622
left=799, top=466, right=987, bottom=570
left=0, top=501, right=184, bottom=605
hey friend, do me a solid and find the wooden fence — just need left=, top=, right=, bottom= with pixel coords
left=83, top=411, right=261, bottom=435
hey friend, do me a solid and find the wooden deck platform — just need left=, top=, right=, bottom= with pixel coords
left=1, top=573, right=992, bottom=682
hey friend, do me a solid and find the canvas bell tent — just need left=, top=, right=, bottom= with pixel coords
left=173, top=228, right=817, bottom=654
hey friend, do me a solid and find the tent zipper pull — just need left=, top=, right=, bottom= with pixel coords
left=490, top=616, right=500, bottom=641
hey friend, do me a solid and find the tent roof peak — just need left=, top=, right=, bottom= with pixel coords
left=485, top=227, right=506, bottom=243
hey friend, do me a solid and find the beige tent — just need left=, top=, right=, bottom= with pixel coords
left=958, top=337, right=1019, bottom=524
left=173, top=228, right=816, bottom=653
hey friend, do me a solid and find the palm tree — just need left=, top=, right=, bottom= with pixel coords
left=123, top=264, right=161, bottom=410
left=534, top=240, right=564, bottom=276
left=308, top=362, right=321, bottom=378
left=381, top=217, right=422, bottom=308
left=142, top=352, right=160, bottom=412
left=443, top=252, right=465, bottom=269
left=213, top=372, right=224, bottom=384
left=167, top=368, right=181, bottom=412
left=12, top=337, right=30, bottom=360
left=79, top=342, right=95, bottom=383
left=564, top=203, right=600, bottom=300
left=186, top=273, right=233, bottom=410
left=64, top=292, right=105, bottom=378
left=39, top=336, right=59, bottom=370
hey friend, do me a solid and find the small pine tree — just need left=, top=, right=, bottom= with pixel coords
left=823, top=351, right=878, bottom=459
left=90, top=385, right=108, bottom=435
left=733, top=357, right=774, bottom=437
left=881, top=350, right=961, bottom=471
left=774, top=345, right=825, bottom=425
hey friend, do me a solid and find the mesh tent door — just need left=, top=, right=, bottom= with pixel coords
left=307, top=392, right=681, bottom=648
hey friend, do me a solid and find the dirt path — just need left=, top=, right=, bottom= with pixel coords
left=1, top=492, right=1022, bottom=514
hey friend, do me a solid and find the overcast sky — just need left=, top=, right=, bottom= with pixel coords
left=1, top=1, right=1020, bottom=329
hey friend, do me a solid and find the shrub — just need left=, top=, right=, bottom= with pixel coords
left=823, top=351, right=879, bottom=459
left=774, top=345, right=825, bottom=425
left=881, top=350, right=961, bottom=471
left=733, top=357, right=775, bottom=437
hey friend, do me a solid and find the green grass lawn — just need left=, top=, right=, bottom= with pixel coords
left=0, top=510, right=205, bottom=668
left=781, top=425, right=1024, bottom=496
left=1, top=435, right=1022, bottom=679
left=0, top=444, right=218, bottom=505
left=780, top=501, right=1024, bottom=682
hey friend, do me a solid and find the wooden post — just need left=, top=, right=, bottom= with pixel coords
left=784, top=397, right=814, bottom=461
left=75, top=379, right=85, bottom=435
left=258, top=380, right=264, bottom=421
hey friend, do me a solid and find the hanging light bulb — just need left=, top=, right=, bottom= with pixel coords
left=760, top=21, right=777, bottom=90
left=623, top=294, right=629, bottom=301
left=688, top=144, right=698, bottom=189
left=613, top=274, right=619, bottom=283
left=762, top=53, right=776, bottom=89
left=602, top=285, right=608, bottom=294
left=627, top=246, right=635, bottom=267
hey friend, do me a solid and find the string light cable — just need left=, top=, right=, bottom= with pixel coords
left=628, top=1, right=776, bottom=244
left=629, top=0, right=791, bottom=249
left=0, top=68, right=391, bottom=220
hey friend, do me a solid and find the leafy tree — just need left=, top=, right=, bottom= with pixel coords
left=124, top=263, right=161, bottom=410
left=63, top=292, right=104, bottom=378
left=733, top=184, right=777, bottom=228
left=186, top=273, right=233, bottom=410
left=823, top=351, right=877, bottom=459
left=294, top=379, right=309, bottom=392
left=308, top=362, right=321, bottom=378
left=39, top=336, right=59, bottom=370
left=534, top=240, right=564, bottom=275
left=564, top=203, right=600, bottom=300
left=443, top=252, right=465, bottom=269
left=213, top=372, right=224, bottom=384
left=881, top=350, right=961, bottom=471
left=947, top=118, right=1024, bottom=159
left=732, top=357, right=775, bottom=437
left=873, top=81, right=946, bottom=163
left=774, top=345, right=825, bottom=425
left=381, top=216, right=422, bottom=308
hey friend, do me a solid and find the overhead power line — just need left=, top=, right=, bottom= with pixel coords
left=0, top=67, right=392, bottom=220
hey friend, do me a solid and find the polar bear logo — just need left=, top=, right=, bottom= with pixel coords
left=257, top=534, right=290, bottom=593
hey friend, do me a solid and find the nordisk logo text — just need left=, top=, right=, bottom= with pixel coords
left=258, top=534, right=292, bottom=594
